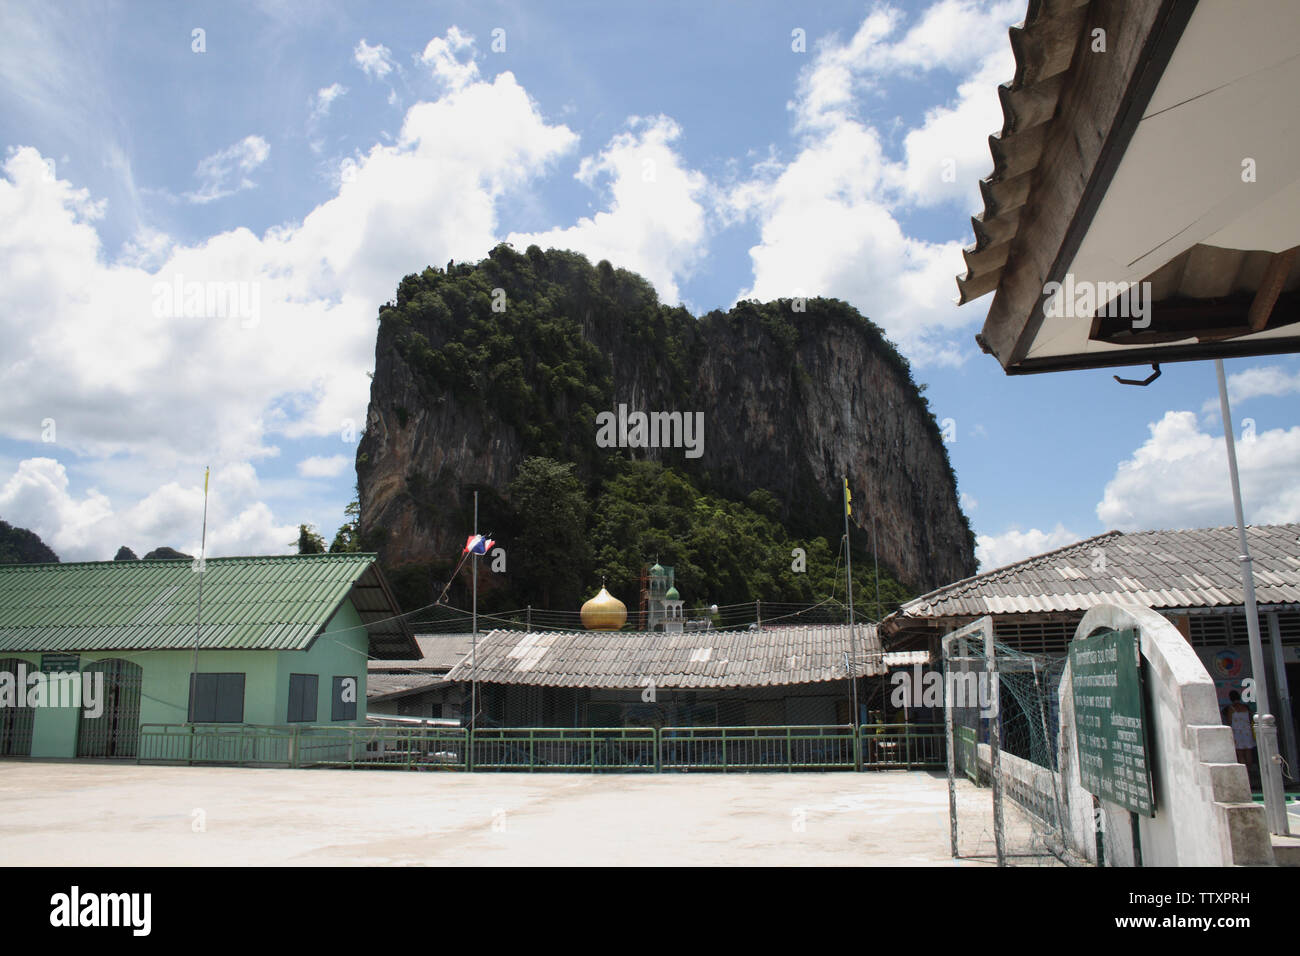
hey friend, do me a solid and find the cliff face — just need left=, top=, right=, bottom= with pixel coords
left=357, top=246, right=975, bottom=594
left=690, top=308, right=974, bottom=592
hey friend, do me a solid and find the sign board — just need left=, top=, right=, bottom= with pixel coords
left=40, top=653, right=81, bottom=674
left=1069, top=628, right=1154, bottom=817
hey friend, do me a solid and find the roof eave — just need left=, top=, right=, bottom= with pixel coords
left=967, top=0, right=1199, bottom=372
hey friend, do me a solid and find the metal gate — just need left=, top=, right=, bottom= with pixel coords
left=77, top=659, right=143, bottom=758
left=0, top=658, right=35, bottom=756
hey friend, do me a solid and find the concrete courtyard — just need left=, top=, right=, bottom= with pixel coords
left=0, top=762, right=1025, bottom=866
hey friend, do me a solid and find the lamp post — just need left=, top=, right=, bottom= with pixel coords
left=1216, top=359, right=1288, bottom=836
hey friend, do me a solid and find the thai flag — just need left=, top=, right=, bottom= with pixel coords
left=464, top=534, right=495, bottom=555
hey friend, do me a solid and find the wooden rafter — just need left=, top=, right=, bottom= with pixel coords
left=1248, top=245, right=1300, bottom=331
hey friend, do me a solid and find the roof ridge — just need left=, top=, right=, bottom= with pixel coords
left=905, top=522, right=1300, bottom=610
left=0, top=552, right=378, bottom=571
left=939, top=529, right=1121, bottom=596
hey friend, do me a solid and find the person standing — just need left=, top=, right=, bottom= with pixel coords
left=1223, top=690, right=1256, bottom=775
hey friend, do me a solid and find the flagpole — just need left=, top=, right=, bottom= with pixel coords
left=843, top=477, right=860, bottom=732
left=471, top=490, right=478, bottom=735
left=189, top=466, right=209, bottom=727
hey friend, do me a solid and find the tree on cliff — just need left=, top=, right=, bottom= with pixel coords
left=296, top=524, right=327, bottom=555
left=329, top=500, right=362, bottom=553
left=0, top=519, right=59, bottom=564
left=507, top=458, right=589, bottom=609
left=143, top=547, right=193, bottom=560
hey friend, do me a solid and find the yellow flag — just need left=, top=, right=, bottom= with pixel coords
left=844, top=478, right=851, bottom=516
left=204, top=466, right=209, bottom=496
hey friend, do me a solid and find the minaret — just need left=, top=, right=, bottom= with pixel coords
left=663, top=585, right=684, bottom=634
left=647, top=562, right=669, bottom=631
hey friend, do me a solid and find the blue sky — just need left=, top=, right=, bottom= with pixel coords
left=1, top=0, right=1297, bottom=573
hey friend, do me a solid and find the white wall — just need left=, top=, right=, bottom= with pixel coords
left=1058, top=604, right=1273, bottom=866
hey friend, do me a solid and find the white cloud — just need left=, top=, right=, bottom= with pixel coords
left=298, top=455, right=350, bottom=479
left=0, top=458, right=297, bottom=562
left=509, top=115, right=709, bottom=305
left=885, top=52, right=1011, bottom=208
left=960, top=491, right=977, bottom=512
left=976, top=524, right=1079, bottom=571
left=354, top=39, right=395, bottom=78
left=1096, top=411, right=1300, bottom=531
left=1201, top=364, right=1300, bottom=416
left=310, top=83, right=347, bottom=122
left=184, top=135, right=270, bottom=204
left=731, top=0, right=1021, bottom=363
left=419, top=25, right=478, bottom=91
left=0, top=32, right=580, bottom=562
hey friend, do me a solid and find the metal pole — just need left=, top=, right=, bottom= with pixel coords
left=871, top=511, right=882, bottom=621
left=1216, top=359, right=1288, bottom=835
left=943, top=632, right=959, bottom=858
left=471, top=491, right=478, bottom=736
left=843, top=478, right=860, bottom=731
left=985, top=622, right=1005, bottom=866
left=189, top=466, right=209, bottom=726
left=1034, top=658, right=1067, bottom=850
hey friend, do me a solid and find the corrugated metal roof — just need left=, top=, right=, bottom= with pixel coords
left=444, top=624, right=885, bottom=689
left=0, top=554, right=418, bottom=658
left=883, top=650, right=932, bottom=667
left=368, top=634, right=476, bottom=673
left=367, top=673, right=452, bottom=700
left=887, top=524, right=1300, bottom=627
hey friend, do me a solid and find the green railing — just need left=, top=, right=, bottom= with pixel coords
left=138, top=722, right=945, bottom=773
left=470, top=728, right=657, bottom=772
left=660, top=725, right=859, bottom=771
left=861, top=723, right=947, bottom=770
left=137, top=723, right=468, bottom=770
left=955, top=725, right=979, bottom=782
left=138, top=723, right=296, bottom=766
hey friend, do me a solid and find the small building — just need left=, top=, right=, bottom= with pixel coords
left=880, top=524, right=1300, bottom=771
left=0, top=553, right=416, bottom=759
left=643, top=563, right=682, bottom=632
left=442, top=624, right=885, bottom=727
left=367, top=633, right=475, bottom=720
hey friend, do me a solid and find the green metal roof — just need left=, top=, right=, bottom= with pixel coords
left=0, top=554, right=418, bottom=659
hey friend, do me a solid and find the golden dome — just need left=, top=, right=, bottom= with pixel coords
left=581, top=586, right=627, bottom=631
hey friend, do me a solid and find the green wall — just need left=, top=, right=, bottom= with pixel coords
left=273, top=598, right=368, bottom=724
left=12, top=598, right=372, bottom=759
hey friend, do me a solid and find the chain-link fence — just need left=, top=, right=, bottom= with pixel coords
left=943, top=616, right=1084, bottom=866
